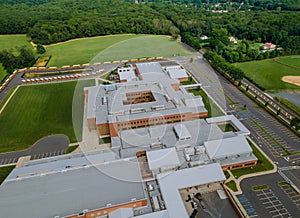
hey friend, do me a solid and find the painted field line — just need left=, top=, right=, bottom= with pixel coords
left=0, top=86, right=19, bottom=115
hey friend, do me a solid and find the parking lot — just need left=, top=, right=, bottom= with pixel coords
left=279, top=181, right=300, bottom=210
left=0, top=135, right=69, bottom=166
left=237, top=194, right=258, bottom=218
left=239, top=174, right=300, bottom=218
left=255, top=188, right=292, bottom=218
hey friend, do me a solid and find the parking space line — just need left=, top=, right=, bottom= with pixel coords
left=266, top=204, right=282, bottom=209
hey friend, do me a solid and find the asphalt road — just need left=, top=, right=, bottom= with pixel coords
left=0, top=134, right=69, bottom=165
left=0, top=63, right=120, bottom=104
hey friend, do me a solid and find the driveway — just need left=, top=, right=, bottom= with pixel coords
left=0, top=134, right=69, bottom=165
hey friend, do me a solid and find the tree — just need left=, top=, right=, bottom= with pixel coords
left=36, top=44, right=46, bottom=54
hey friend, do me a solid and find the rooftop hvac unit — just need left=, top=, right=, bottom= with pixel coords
left=151, top=105, right=165, bottom=111
left=158, top=83, right=163, bottom=90
left=102, top=96, right=107, bottom=105
left=150, top=143, right=162, bottom=148
left=130, top=108, right=145, bottom=114
left=194, top=146, right=206, bottom=154
left=172, top=98, right=180, bottom=105
left=164, top=94, right=171, bottom=102
left=116, top=110, right=125, bottom=115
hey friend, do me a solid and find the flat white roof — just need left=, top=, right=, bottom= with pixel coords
left=135, top=210, right=169, bottom=218
left=184, top=96, right=204, bottom=107
left=118, top=70, right=137, bottom=81
left=0, top=159, right=145, bottom=218
left=167, top=68, right=188, bottom=79
left=157, top=163, right=226, bottom=218
left=109, top=208, right=133, bottom=218
left=173, top=124, right=191, bottom=140
left=204, top=135, right=252, bottom=160
left=146, top=147, right=180, bottom=171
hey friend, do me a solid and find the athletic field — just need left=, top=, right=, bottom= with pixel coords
left=44, top=34, right=195, bottom=67
left=0, top=80, right=94, bottom=153
left=234, top=57, right=300, bottom=91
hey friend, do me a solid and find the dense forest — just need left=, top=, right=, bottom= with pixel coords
left=150, top=3, right=300, bottom=58
left=128, top=0, right=300, bottom=11
left=0, top=0, right=299, bottom=63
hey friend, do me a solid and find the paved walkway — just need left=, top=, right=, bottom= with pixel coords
left=0, top=86, right=19, bottom=114
left=74, top=95, right=111, bottom=153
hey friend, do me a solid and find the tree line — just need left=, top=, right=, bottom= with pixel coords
left=0, top=47, right=35, bottom=74
left=129, top=0, right=300, bottom=11
left=149, top=3, right=300, bottom=56
left=0, top=0, right=299, bottom=73
left=0, top=0, right=178, bottom=44
left=204, top=51, right=244, bottom=81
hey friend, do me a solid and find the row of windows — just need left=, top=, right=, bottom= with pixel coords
left=117, top=115, right=186, bottom=127
left=125, top=91, right=152, bottom=97
left=116, top=116, right=186, bottom=131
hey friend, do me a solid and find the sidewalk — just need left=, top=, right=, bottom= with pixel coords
left=74, top=94, right=111, bottom=153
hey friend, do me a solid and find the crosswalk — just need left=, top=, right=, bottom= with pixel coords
left=0, top=157, right=18, bottom=165
left=31, top=149, right=66, bottom=160
left=0, top=149, right=66, bottom=166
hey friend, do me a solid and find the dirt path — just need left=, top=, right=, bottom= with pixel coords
left=282, top=76, right=300, bottom=87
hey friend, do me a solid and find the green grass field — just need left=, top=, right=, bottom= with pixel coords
left=275, top=56, right=300, bottom=68
left=0, top=80, right=94, bottom=153
left=0, top=165, right=15, bottom=184
left=0, top=63, right=7, bottom=82
left=188, top=88, right=224, bottom=117
left=234, top=57, right=300, bottom=91
left=226, top=180, right=238, bottom=192
left=0, top=34, right=32, bottom=51
left=44, top=34, right=195, bottom=67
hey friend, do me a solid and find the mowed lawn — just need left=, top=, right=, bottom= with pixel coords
left=0, top=34, right=32, bottom=51
left=44, top=34, right=195, bottom=67
left=276, top=56, right=300, bottom=68
left=0, top=80, right=94, bottom=153
left=234, top=58, right=300, bottom=91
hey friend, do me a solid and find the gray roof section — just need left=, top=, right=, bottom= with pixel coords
left=146, top=147, right=180, bottom=171
left=85, top=62, right=207, bottom=125
left=0, top=159, right=145, bottom=218
left=6, top=150, right=117, bottom=181
left=173, top=123, right=191, bottom=140
left=112, top=119, right=225, bottom=152
left=135, top=210, right=169, bottom=218
left=157, top=163, right=226, bottom=218
left=109, top=208, right=134, bottom=218
left=167, top=68, right=188, bottom=79
left=204, top=135, right=253, bottom=160
left=136, top=62, right=165, bottom=82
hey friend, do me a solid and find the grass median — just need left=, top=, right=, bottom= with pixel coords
left=231, top=140, right=274, bottom=178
